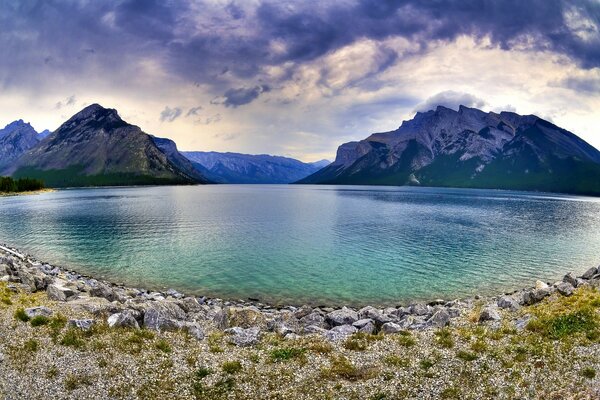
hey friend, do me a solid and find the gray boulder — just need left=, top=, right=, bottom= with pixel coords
left=182, top=323, right=205, bottom=341
left=479, top=306, right=501, bottom=322
left=24, top=306, right=53, bottom=318
left=358, top=306, right=390, bottom=325
left=358, top=321, right=376, bottom=334
left=89, top=282, right=115, bottom=302
left=47, top=284, right=76, bottom=302
left=556, top=282, right=574, bottom=297
left=68, top=319, right=95, bottom=331
left=303, top=325, right=328, bottom=335
left=352, top=318, right=374, bottom=329
left=326, top=307, right=359, bottom=326
left=521, top=288, right=551, bottom=306
left=563, top=273, right=578, bottom=287
left=299, top=312, right=328, bottom=329
left=107, top=311, right=139, bottom=329
left=166, top=288, right=185, bottom=299
left=324, top=324, right=357, bottom=341
left=381, top=322, right=403, bottom=334
left=497, top=296, right=520, bottom=311
left=143, top=301, right=187, bottom=331
left=409, top=303, right=429, bottom=316
left=225, top=327, right=260, bottom=346
left=212, top=307, right=229, bottom=329
left=428, top=310, right=451, bottom=327
left=581, top=266, right=598, bottom=280
left=515, top=315, right=532, bottom=330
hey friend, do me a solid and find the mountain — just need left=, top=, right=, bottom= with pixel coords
left=3, top=104, right=211, bottom=187
left=182, top=151, right=330, bottom=184
left=0, top=120, right=42, bottom=170
left=37, top=129, right=52, bottom=139
left=298, top=105, right=600, bottom=195
left=151, top=136, right=211, bottom=184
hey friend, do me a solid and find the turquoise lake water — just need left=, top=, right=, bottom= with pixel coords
left=0, top=185, right=599, bottom=306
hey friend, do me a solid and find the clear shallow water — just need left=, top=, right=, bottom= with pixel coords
left=0, top=185, right=599, bottom=306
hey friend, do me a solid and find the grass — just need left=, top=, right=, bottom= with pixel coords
left=396, top=331, right=416, bottom=347
left=64, top=373, right=94, bottom=391
left=30, top=315, right=50, bottom=327
left=222, top=361, right=242, bottom=374
left=321, top=355, right=378, bottom=381
left=581, top=367, right=596, bottom=379
left=383, top=355, right=409, bottom=368
left=23, top=339, right=38, bottom=352
left=195, top=367, right=212, bottom=379
left=434, top=328, right=454, bottom=348
left=155, top=339, right=172, bottom=353
left=456, top=350, right=478, bottom=361
left=60, top=328, right=85, bottom=348
left=269, top=347, right=306, bottom=362
left=14, top=308, right=30, bottom=322
left=208, top=332, right=224, bottom=353
left=419, top=359, right=435, bottom=370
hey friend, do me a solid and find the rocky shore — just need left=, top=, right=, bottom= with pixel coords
left=1, top=244, right=599, bottom=399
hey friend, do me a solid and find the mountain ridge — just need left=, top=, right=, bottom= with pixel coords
left=183, top=151, right=330, bottom=184
left=3, top=104, right=211, bottom=187
left=298, top=105, right=600, bottom=196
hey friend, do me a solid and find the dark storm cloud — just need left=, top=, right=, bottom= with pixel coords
left=1, top=0, right=599, bottom=93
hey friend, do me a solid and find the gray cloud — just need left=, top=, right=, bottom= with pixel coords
left=160, top=106, right=182, bottom=122
left=555, top=76, right=600, bottom=94
left=414, top=91, right=487, bottom=113
left=186, top=106, right=203, bottom=116
left=221, top=85, right=271, bottom=108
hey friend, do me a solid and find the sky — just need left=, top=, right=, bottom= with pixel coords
left=0, top=0, right=599, bottom=162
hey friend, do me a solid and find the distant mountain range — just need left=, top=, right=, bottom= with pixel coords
left=182, top=151, right=330, bottom=184
left=1, top=104, right=211, bottom=187
left=0, top=120, right=48, bottom=171
left=299, top=105, right=600, bottom=196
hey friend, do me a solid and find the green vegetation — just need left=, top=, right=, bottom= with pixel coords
left=221, top=361, right=242, bottom=374
left=0, top=176, right=44, bottom=193
left=14, top=308, right=30, bottom=322
left=456, top=350, right=478, bottom=361
left=434, top=328, right=455, bottom=348
left=270, top=347, right=306, bottom=362
left=581, top=367, right=596, bottom=379
left=155, top=339, right=172, bottom=353
left=23, top=339, right=39, bottom=352
left=30, top=315, right=50, bottom=327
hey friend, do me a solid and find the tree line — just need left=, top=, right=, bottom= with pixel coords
left=0, top=176, right=45, bottom=193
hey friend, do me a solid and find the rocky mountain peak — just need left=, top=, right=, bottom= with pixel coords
left=58, top=103, right=126, bottom=133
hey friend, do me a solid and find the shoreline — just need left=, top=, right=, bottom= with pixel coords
left=1, top=243, right=598, bottom=332
left=0, top=188, right=55, bottom=197
left=1, top=243, right=593, bottom=310
left=1, top=243, right=599, bottom=398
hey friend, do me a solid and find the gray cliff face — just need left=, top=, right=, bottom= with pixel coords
left=182, top=151, right=330, bottom=184
left=0, top=120, right=41, bottom=170
left=299, top=105, right=600, bottom=195
left=5, top=104, right=211, bottom=187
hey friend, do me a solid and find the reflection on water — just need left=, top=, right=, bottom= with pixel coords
left=0, top=185, right=599, bottom=306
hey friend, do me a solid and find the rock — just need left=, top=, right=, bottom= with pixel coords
left=68, top=319, right=95, bottom=331
left=89, top=282, right=115, bottom=302
left=47, top=284, right=76, bottom=302
left=515, top=315, right=532, bottom=330
left=427, top=299, right=446, bottom=306
left=0, top=351, right=4, bottom=363
left=166, top=288, right=184, bottom=299
left=324, top=324, right=357, bottom=341
left=147, top=292, right=165, bottom=301
left=303, top=325, right=328, bottom=335
left=326, top=307, right=359, bottom=326
left=225, top=327, right=260, bottom=346
left=409, top=303, right=429, bottom=316
left=24, top=306, right=53, bottom=318
left=352, top=318, right=374, bottom=329
left=143, top=301, right=187, bottom=331
left=535, top=280, right=549, bottom=289
left=427, top=310, right=451, bottom=327
left=521, top=288, right=551, bottom=306
left=183, top=323, right=205, bottom=341
left=108, top=311, right=139, bottom=329
left=178, top=297, right=202, bottom=313
left=396, top=315, right=417, bottom=329
left=17, top=269, right=52, bottom=292
left=381, top=322, right=403, bottom=334
left=358, top=306, right=390, bottom=324
left=497, top=296, right=520, bottom=311
left=563, top=273, right=578, bottom=287
left=479, top=306, right=501, bottom=322
left=212, top=307, right=229, bottom=329
left=292, top=305, right=313, bottom=319
left=228, top=307, right=267, bottom=329
left=556, top=282, right=574, bottom=296
left=581, top=266, right=598, bottom=280
left=446, top=307, right=462, bottom=318
left=299, top=312, right=328, bottom=329
left=358, top=321, right=376, bottom=334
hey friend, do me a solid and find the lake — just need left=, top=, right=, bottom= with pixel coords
left=1, top=185, right=599, bottom=306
